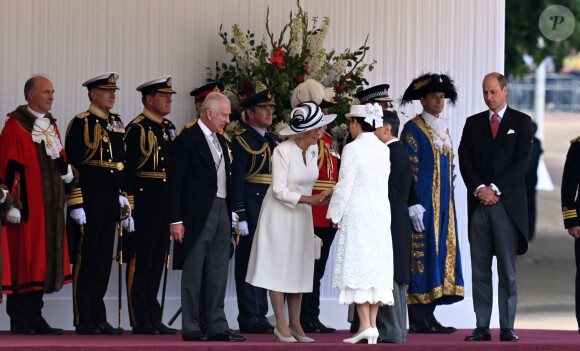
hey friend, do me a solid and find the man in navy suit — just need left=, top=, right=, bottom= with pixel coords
left=459, top=72, right=532, bottom=342
left=168, top=92, right=245, bottom=342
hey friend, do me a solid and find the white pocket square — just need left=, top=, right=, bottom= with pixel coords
left=507, top=129, right=515, bottom=134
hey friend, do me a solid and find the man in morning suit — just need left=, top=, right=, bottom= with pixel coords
left=231, top=89, right=277, bottom=334
left=560, top=135, right=580, bottom=333
left=168, top=92, right=245, bottom=342
left=374, top=110, right=418, bottom=343
left=122, top=76, right=178, bottom=335
left=66, top=72, right=131, bottom=335
left=459, top=72, right=533, bottom=342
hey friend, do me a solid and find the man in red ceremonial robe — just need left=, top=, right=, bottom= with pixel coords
left=0, top=76, right=76, bottom=335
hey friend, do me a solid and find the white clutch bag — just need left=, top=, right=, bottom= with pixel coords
left=314, top=235, right=323, bottom=260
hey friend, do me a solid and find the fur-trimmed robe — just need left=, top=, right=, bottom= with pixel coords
left=0, top=105, right=75, bottom=294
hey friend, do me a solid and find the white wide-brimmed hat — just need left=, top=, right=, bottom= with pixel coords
left=279, top=101, right=337, bottom=136
left=345, top=103, right=384, bottom=128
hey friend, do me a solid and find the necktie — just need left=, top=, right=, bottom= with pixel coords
left=491, top=113, right=501, bottom=138
left=212, top=133, right=222, bottom=153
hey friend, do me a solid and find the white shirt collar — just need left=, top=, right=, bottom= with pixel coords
left=89, top=103, right=109, bottom=119
left=489, top=104, right=507, bottom=120
left=249, top=123, right=266, bottom=137
left=27, top=106, right=46, bottom=119
left=385, top=138, right=399, bottom=146
left=197, top=119, right=213, bottom=137
left=142, top=108, right=163, bottom=124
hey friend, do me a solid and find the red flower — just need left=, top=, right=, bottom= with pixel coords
left=268, top=45, right=287, bottom=69
left=297, top=75, right=304, bottom=82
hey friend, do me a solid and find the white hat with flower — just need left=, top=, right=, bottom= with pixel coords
left=345, top=103, right=384, bottom=128
left=279, top=101, right=337, bottom=135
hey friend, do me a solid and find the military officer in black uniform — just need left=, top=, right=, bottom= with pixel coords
left=122, top=76, right=179, bottom=335
left=66, top=72, right=130, bottom=335
left=231, top=89, right=278, bottom=334
left=561, top=135, right=580, bottom=333
left=190, top=82, right=224, bottom=118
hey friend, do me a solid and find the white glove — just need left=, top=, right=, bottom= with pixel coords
left=123, top=215, right=135, bottom=232
left=0, top=188, right=8, bottom=204
left=6, top=206, right=21, bottom=224
left=70, top=208, right=87, bottom=225
left=232, top=212, right=238, bottom=229
left=61, top=164, right=74, bottom=184
left=409, top=204, right=426, bottom=233
left=119, top=195, right=130, bottom=210
left=239, top=220, right=250, bottom=236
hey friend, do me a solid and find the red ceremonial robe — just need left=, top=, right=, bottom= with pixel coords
left=0, top=105, right=72, bottom=294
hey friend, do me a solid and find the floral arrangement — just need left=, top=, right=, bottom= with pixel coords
left=208, top=0, right=375, bottom=143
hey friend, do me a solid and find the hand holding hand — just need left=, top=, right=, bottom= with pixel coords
left=318, top=188, right=334, bottom=203
left=476, top=186, right=500, bottom=206
left=70, top=208, right=87, bottom=225
left=170, top=223, right=185, bottom=243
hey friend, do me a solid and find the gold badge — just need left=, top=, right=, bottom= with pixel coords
left=167, top=78, right=172, bottom=87
left=267, top=92, right=272, bottom=99
left=108, top=74, right=116, bottom=85
left=213, top=85, right=220, bottom=92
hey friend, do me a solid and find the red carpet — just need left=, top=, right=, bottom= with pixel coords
left=0, top=329, right=577, bottom=350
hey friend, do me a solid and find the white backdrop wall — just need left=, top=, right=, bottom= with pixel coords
left=0, top=0, right=505, bottom=330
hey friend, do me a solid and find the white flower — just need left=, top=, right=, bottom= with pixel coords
left=273, top=121, right=290, bottom=136
left=305, top=17, right=329, bottom=56
left=288, top=17, right=305, bottom=56
left=325, top=87, right=336, bottom=101
left=254, top=81, right=267, bottom=93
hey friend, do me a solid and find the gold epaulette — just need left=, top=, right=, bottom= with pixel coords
left=181, top=119, right=198, bottom=133
left=571, top=136, right=580, bottom=144
left=67, top=187, right=83, bottom=207
left=129, top=115, right=145, bottom=125
left=75, top=111, right=90, bottom=119
left=234, top=128, right=247, bottom=136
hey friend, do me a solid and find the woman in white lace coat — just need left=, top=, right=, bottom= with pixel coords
left=324, top=104, right=394, bottom=344
left=246, top=102, right=336, bottom=343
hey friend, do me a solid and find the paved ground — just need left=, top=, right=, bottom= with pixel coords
left=515, top=113, right=579, bottom=330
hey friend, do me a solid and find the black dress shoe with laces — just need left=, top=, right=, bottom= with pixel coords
left=302, top=321, right=319, bottom=333
left=153, top=321, right=179, bottom=335
left=499, top=328, right=519, bottom=342
left=182, top=330, right=206, bottom=341
left=408, top=322, right=436, bottom=334
left=465, top=327, right=491, bottom=341
left=430, top=320, right=457, bottom=334
left=313, top=321, right=336, bottom=333
left=76, top=324, right=101, bottom=335
left=207, top=329, right=246, bottom=342
left=31, top=317, right=64, bottom=335
left=97, top=322, right=124, bottom=335
left=239, top=322, right=273, bottom=334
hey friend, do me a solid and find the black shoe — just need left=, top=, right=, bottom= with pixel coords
left=207, top=329, right=246, bottom=342
left=465, top=327, right=491, bottom=341
left=302, top=321, right=319, bottom=333
left=499, top=328, right=519, bottom=342
left=30, top=317, right=64, bottom=335
left=430, top=320, right=457, bottom=334
left=10, top=320, right=36, bottom=335
left=153, top=321, right=179, bottom=335
left=313, top=321, right=336, bottom=333
left=132, top=326, right=160, bottom=335
left=239, top=322, right=273, bottom=334
left=408, top=322, right=436, bottom=334
left=76, top=324, right=101, bottom=335
left=377, top=337, right=395, bottom=343
left=182, top=330, right=206, bottom=341
left=96, top=322, right=124, bottom=335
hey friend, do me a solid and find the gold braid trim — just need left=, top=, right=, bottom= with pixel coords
left=81, top=117, right=103, bottom=163
left=317, top=139, right=334, bottom=180
left=235, top=135, right=271, bottom=179
left=139, top=129, right=158, bottom=170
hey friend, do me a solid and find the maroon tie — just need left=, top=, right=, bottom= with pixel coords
left=491, top=113, right=500, bottom=138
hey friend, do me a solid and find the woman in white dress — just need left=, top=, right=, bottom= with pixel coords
left=323, top=103, right=394, bottom=344
left=246, top=102, right=336, bottom=343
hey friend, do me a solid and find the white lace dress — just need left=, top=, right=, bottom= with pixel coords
left=327, top=132, right=394, bottom=305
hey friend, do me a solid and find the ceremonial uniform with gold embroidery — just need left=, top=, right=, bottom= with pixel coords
left=561, top=135, right=580, bottom=329
left=122, top=108, right=177, bottom=332
left=231, top=124, right=278, bottom=330
left=401, top=114, right=464, bottom=319
left=66, top=103, right=126, bottom=330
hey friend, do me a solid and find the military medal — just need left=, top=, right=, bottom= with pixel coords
left=162, top=128, right=169, bottom=140
left=107, top=122, right=114, bottom=131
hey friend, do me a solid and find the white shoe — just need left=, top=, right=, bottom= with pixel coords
left=274, top=327, right=297, bottom=343
left=343, top=327, right=374, bottom=344
left=370, top=327, right=379, bottom=344
left=289, top=328, right=315, bottom=343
